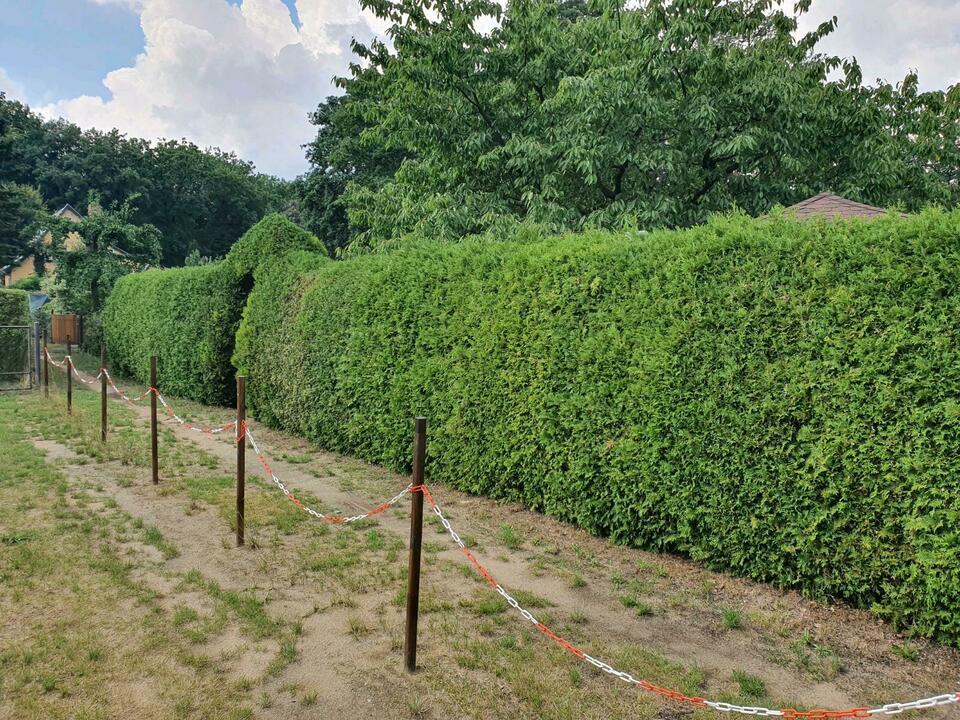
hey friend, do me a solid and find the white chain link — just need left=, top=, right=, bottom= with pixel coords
left=153, top=390, right=236, bottom=434
left=869, top=695, right=960, bottom=716
left=44, top=347, right=69, bottom=369
left=70, top=364, right=103, bottom=385
left=101, top=369, right=153, bottom=404
left=425, top=490, right=959, bottom=719
left=245, top=426, right=412, bottom=523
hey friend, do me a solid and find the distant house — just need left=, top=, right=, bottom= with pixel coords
left=785, top=192, right=903, bottom=220
left=0, top=203, right=139, bottom=288
left=0, top=204, right=85, bottom=288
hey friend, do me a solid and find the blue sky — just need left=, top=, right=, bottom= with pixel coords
left=0, top=1, right=958, bottom=178
left=0, top=0, right=144, bottom=105
left=0, top=0, right=302, bottom=106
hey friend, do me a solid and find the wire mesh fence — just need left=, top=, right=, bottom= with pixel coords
left=0, top=324, right=33, bottom=392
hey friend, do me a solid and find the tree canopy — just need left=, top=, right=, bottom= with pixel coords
left=0, top=181, right=45, bottom=267
left=44, top=201, right=162, bottom=315
left=0, top=93, right=291, bottom=266
left=295, top=0, right=960, bottom=255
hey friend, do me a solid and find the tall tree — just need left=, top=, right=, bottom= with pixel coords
left=311, top=0, right=959, bottom=254
left=0, top=94, right=292, bottom=265
left=44, top=201, right=161, bottom=315
left=293, top=95, right=405, bottom=256
left=0, top=182, right=46, bottom=266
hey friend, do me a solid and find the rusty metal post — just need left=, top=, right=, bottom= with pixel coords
left=33, top=321, right=40, bottom=386
left=150, top=355, right=159, bottom=485
left=65, top=335, right=72, bottom=414
left=403, top=417, right=427, bottom=672
left=42, top=328, right=49, bottom=398
left=100, top=345, right=107, bottom=443
left=236, top=376, right=246, bottom=547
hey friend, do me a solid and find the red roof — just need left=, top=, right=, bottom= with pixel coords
left=785, top=192, right=894, bottom=220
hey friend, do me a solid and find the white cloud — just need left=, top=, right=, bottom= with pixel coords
left=44, top=0, right=960, bottom=178
left=0, top=68, right=26, bottom=102
left=88, top=0, right=143, bottom=8
left=46, top=0, right=380, bottom=178
left=798, top=0, right=960, bottom=90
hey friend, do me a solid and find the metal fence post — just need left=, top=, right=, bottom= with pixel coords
left=33, top=321, right=40, bottom=386
left=404, top=417, right=427, bottom=672
left=100, top=345, right=107, bottom=443
left=150, top=355, right=159, bottom=484
left=66, top=335, right=72, bottom=414
left=236, top=376, right=246, bottom=547
left=42, top=327, right=49, bottom=398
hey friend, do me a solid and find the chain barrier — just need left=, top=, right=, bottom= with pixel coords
left=417, top=484, right=960, bottom=719
left=40, top=346, right=960, bottom=717
left=155, top=390, right=237, bottom=436
left=245, top=425, right=413, bottom=524
left=71, top=364, right=102, bottom=386
left=44, top=349, right=237, bottom=435
left=101, top=369, right=156, bottom=406
left=44, top=347, right=70, bottom=369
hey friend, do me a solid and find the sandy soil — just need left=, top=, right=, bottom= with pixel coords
left=26, top=367, right=960, bottom=719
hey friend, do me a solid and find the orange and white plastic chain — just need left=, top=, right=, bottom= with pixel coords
left=155, top=390, right=237, bottom=435
left=245, top=426, right=412, bottom=523
left=44, top=347, right=69, bottom=369
left=418, top=484, right=960, bottom=719
left=70, top=364, right=102, bottom=385
left=101, top=369, right=155, bottom=406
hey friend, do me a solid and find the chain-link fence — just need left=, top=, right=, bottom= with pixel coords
left=0, top=323, right=34, bottom=391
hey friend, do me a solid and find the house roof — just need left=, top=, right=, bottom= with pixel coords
left=785, top=192, right=895, bottom=220
left=0, top=253, right=29, bottom=276
left=55, top=204, right=83, bottom=219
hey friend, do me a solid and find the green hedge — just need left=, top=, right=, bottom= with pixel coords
left=0, top=289, right=30, bottom=383
left=226, top=213, right=326, bottom=279
left=104, top=263, right=244, bottom=405
left=104, top=215, right=323, bottom=405
left=235, top=210, right=960, bottom=643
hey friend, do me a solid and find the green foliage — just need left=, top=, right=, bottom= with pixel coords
left=225, top=213, right=326, bottom=278
left=0, top=181, right=46, bottom=266
left=235, top=209, right=960, bottom=644
left=8, top=274, right=40, bottom=291
left=231, top=251, right=330, bottom=400
left=103, top=263, right=244, bottom=406
left=292, top=95, right=406, bottom=256
left=0, top=94, right=290, bottom=265
left=306, top=0, right=959, bottom=254
left=45, top=202, right=162, bottom=315
left=0, top=288, right=30, bottom=381
left=104, top=215, right=322, bottom=405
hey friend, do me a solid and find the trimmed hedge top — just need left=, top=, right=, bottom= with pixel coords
left=235, top=209, right=960, bottom=644
left=0, top=288, right=29, bottom=324
left=104, top=215, right=323, bottom=405
left=226, top=213, right=326, bottom=278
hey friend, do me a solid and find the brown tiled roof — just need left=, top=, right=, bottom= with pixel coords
left=785, top=192, right=893, bottom=220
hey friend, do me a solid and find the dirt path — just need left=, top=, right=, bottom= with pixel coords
left=28, top=371, right=960, bottom=719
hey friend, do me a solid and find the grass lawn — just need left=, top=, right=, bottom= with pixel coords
left=0, top=372, right=950, bottom=719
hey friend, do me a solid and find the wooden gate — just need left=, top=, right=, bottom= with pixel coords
left=51, top=314, right=82, bottom=345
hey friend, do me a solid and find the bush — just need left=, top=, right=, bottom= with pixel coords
left=104, top=215, right=323, bottom=405
left=104, top=263, right=244, bottom=405
left=9, top=275, right=41, bottom=291
left=0, top=289, right=30, bottom=384
left=80, top=313, right=103, bottom=356
left=235, top=209, right=960, bottom=644
left=225, top=213, right=326, bottom=279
